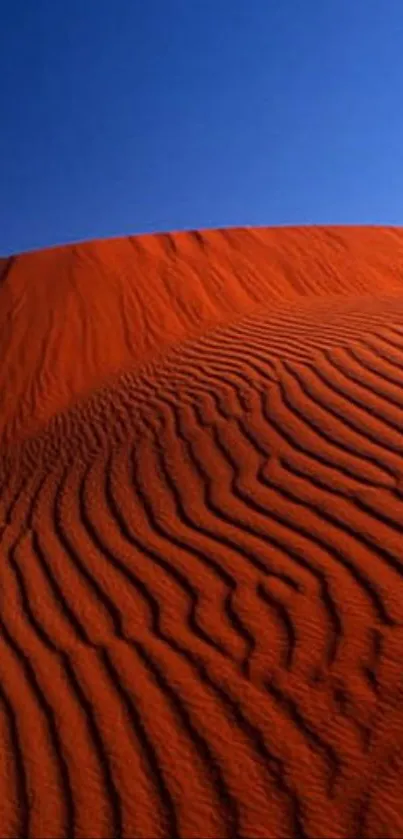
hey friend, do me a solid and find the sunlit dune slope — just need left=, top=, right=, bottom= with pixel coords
left=1, top=226, right=403, bottom=838
left=2, top=225, right=403, bottom=446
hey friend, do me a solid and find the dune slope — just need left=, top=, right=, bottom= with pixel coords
left=1, top=225, right=403, bottom=837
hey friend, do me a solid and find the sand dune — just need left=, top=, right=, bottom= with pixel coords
left=1, top=225, right=403, bottom=837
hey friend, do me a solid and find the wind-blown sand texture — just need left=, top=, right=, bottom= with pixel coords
left=1, top=225, right=403, bottom=837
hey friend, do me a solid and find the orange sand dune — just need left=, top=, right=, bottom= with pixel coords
left=1, top=225, right=403, bottom=837
left=3, top=225, right=403, bottom=447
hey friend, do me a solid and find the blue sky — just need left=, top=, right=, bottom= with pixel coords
left=1, top=0, right=403, bottom=255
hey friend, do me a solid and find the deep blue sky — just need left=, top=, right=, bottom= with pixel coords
left=1, top=1, right=403, bottom=255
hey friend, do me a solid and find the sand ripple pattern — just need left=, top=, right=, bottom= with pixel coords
left=1, top=256, right=403, bottom=834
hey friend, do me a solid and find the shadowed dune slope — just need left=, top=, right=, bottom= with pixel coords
left=1, top=226, right=403, bottom=837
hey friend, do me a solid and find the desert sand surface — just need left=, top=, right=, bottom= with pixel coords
left=1, top=224, right=403, bottom=837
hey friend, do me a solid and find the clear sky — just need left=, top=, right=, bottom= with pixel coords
left=1, top=0, right=403, bottom=255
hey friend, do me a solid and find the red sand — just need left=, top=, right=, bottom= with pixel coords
left=1, top=225, right=403, bottom=836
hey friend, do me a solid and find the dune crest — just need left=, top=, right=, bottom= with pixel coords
left=1, top=225, right=403, bottom=837
left=2, top=225, right=403, bottom=446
